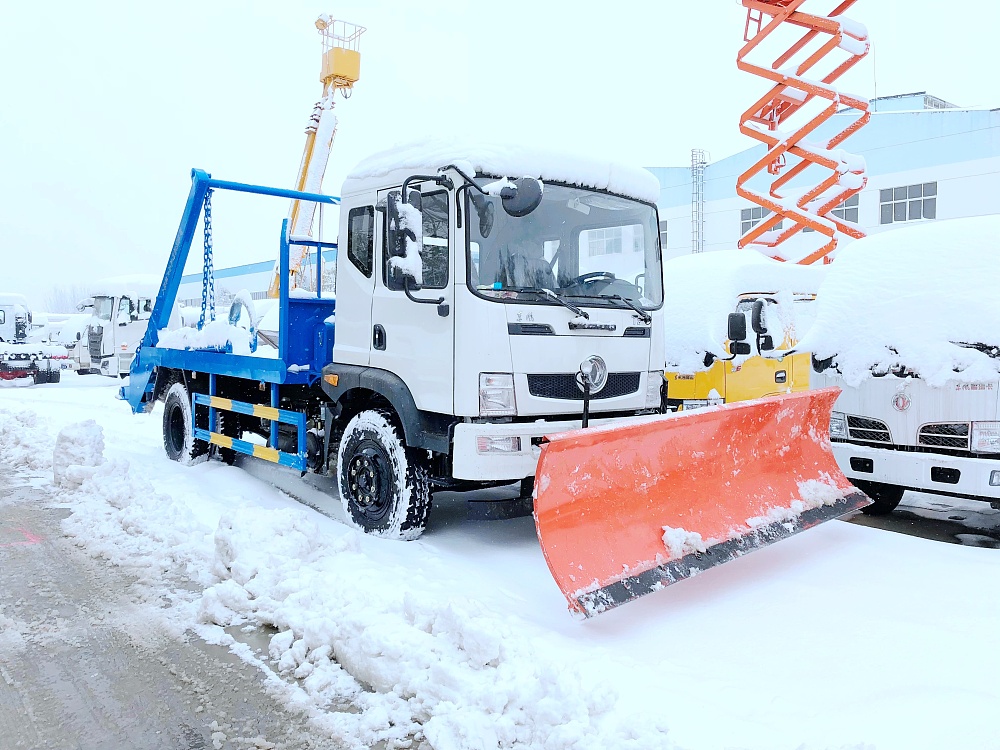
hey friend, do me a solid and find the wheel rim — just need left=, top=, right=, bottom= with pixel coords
left=347, top=441, right=393, bottom=524
left=168, top=403, right=186, bottom=455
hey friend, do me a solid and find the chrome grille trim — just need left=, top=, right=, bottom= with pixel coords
left=918, top=422, right=970, bottom=450
left=846, top=414, right=892, bottom=443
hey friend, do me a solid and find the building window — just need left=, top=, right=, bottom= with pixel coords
left=831, top=193, right=860, bottom=224
left=587, top=226, right=624, bottom=256
left=880, top=183, right=936, bottom=225
left=741, top=206, right=783, bottom=236
left=658, top=220, right=668, bottom=250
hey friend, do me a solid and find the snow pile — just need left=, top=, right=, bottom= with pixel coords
left=346, top=139, right=661, bottom=204
left=799, top=215, right=1000, bottom=386
left=0, top=408, right=54, bottom=470
left=661, top=526, right=710, bottom=558
left=156, top=319, right=254, bottom=356
left=662, top=250, right=827, bottom=371
left=52, top=420, right=105, bottom=488
left=199, top=506, right=673, bottom=750
left=0, top=341, right=67, bottom=359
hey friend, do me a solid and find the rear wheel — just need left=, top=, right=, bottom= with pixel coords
left=32, top=369, right=48, bottom=385
left=48, top=368, right=61, bottom=384
left=854, top=481, right=905, bottom=516
left=162, top=382, right=209, bottom=464
left=336, top=410, right=431, bottom=540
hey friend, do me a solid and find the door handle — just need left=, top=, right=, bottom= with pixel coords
left=373, top=324, right=386, bottom=351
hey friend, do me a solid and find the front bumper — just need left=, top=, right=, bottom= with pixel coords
left=452, top=413, right=662, bottom=481
left=832, top=441, right=1000, bottom=500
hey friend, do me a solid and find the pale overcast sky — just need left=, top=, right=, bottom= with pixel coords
left=1, top=1, right=997, bottom=307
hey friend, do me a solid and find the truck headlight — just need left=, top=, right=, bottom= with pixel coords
left=971, top=421, right=1000, bottom=453
left=646, top=371, right=664, bottom=408
left=479, top=373, right=516, bottom=417
left=829, top=411, right=848, bottom=439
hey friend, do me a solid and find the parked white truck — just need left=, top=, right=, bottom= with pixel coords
left=0, top=292, right=66, bottom=383
left=84, top=276, right=159, bottom=377
left=801, top=216, right=1000, bottom=513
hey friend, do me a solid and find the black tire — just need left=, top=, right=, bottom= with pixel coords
left=162, top=382, right=209, bottom=464
left=854, top=480, right=905, bottom=516
left=336, top=410, right=431, bottom=540
left=32, top=369, right=48, bottom=385
left=48, top=368, right=61, bottom=384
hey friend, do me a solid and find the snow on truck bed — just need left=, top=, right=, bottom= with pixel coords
left=4, top=380, right=1000, bottom=750
left=344, top=139, right=662, bottom=204
left=799, top=215, right=1000, bottom=386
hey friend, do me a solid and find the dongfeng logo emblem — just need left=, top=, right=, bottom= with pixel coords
left=892, top=392, right=911, bottom=412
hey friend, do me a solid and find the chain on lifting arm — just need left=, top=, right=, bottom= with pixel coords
left=198, top=188, right=216, bottom=330
left=736, top=0, right=870, bottom=264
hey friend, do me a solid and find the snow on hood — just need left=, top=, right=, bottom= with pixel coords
left=797, top=215, right=1000, bottom=386
left=662, top=249, right=827, bottom=371
left=345, top=139, right=661, bottom=204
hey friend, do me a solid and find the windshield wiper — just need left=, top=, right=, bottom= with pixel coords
left=600, top=294, right=651, bottom=324
left=542, top=288, right=589, bottom=319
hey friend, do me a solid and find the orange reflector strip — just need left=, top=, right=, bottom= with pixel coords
left=324, top=373, right=339, bottom=386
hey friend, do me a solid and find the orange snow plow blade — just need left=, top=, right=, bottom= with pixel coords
left=533, top=388, right=869, bottom=617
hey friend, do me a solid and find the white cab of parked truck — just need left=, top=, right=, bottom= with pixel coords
left=0, top=293, right=31, bottom=342
left=86, top=276, right=160, bottom=377
left=802, top=215, right=1000, bottom=514
left=327, top=143, right=666, bottom=484
left=813, top=370, right=1000, bottom=511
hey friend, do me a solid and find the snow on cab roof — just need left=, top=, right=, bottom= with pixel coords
left=663, top=249, right=827, bottom=372
left=90, top=274, right=161, bottom=298
left=344, top=139, right=661, bottom=204
left=797, top=215, right=1000, bottom=386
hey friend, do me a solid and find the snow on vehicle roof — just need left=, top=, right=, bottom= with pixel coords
left=344, top=139, right=661, bottom=204
left=0, top=292, right=30, bottom=306
left=797, top=215, right=1000, bottom=386
left=663, top=249, right=827, bottom=372
left=90, top=274, right=161, bottom=298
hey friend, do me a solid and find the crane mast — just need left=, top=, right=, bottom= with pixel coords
left=268, top=16, right=365, bottom=298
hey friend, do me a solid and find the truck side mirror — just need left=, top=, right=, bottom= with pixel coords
left=727, top=312, right=747, bottom=342
left=385, top=189, right=424, bottom=291
left=500, top=177, right=543, bottom=217
left=759, top=334, right=774, bottom=352
left=751, top=299, right=768, bottom=335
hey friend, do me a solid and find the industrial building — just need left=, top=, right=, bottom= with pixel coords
left=648, top=93, right=1000, bottom=261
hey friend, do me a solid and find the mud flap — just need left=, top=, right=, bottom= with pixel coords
left=532, top=388, right=869, bottom=618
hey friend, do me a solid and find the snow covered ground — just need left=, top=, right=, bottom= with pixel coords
left=3, top=378, right=1000, bottom=750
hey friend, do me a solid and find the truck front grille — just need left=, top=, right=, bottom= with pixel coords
left=88, top=328, right=102, bottom=361
left=846, top=415, right=892, bottom=443
left=527, top=372, right=640, bottom=401
left=918, top=422, right=970, bottom=450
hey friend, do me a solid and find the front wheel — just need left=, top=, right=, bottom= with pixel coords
left=336, top=410, right=431, bottom=540
left=162, top=382, right=209, bottom=465
left=854, top=480, right=905, bottom=516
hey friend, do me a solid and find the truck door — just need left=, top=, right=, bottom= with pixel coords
left=369, top=185, right=455, bottom=414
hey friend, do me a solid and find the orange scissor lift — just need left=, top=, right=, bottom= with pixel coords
left=737, top=0, right=870, bottom=264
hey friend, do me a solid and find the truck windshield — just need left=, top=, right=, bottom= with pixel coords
left=93, top=296, right=114, bottom=322
left=466, top=181, right=663, bottom=309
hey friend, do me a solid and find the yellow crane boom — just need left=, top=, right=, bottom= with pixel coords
left=268, top=16, right=365, bottom=298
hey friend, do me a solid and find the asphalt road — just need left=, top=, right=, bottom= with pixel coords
left=844, top=490, right=1000, bottom=548
left=0, top=478, right=346, bottom=750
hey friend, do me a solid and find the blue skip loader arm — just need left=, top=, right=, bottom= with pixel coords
left=122, top=168, right=339, bottom=414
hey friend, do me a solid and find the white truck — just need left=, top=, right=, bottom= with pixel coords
left=0, top=292, right=66, bottom=383
left=801, top=215, right=1000, bottom=514
left=84, top=276, right=159, bottom=377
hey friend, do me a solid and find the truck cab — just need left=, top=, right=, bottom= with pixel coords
left=88, top=287, right=155, bottom=377
left=0, top=293, right=30, bottom=343
left=814, top=366, right=1000, bottom=512
left=323, top=149, right=666, bottom=485
left=665, top=293, right=814, bottom=410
